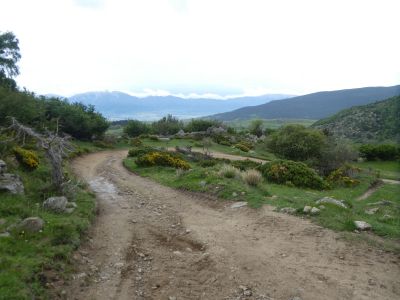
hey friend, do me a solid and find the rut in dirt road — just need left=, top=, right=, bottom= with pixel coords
left=67, top=150, right=400, bottom=300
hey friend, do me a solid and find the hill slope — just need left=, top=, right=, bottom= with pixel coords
left=312, top=95, right=400, bottom=142
left=69, top=92, right=292, bottom=120
left=210, top=85, right=400, bottom=120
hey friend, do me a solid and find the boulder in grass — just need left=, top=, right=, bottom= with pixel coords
left=0, top=173, right=24, bottom=194
left=43, top=196, right=68, bottom=213
left=354, top=221, right=372, bottom=231
left=0, top=160, right=7, bottom=174
left=16, top=217, right=44, bottom=233
left=316, top=197, right=348, bottom=209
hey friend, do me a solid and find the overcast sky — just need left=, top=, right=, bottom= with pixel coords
left=2, top=0, right=400, bottom=98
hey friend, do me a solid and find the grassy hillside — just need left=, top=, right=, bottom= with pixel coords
left=312, top=96, right=400, bottom=142
left=211, top=85, right=400, bottom=121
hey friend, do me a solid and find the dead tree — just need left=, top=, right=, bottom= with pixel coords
left=1, top=117, right=74, bottom=191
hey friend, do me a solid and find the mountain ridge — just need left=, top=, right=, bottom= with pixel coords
left=209, top=85, right=400, bottom=121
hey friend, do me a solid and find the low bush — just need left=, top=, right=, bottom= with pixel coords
left=234, top=143, right=250, bottom=152
left=149, top=135, right=159, bottom=141
left=241, top=169, right=262, bottom=186
left=218, top=164, right=240, bottom=178
left=92, top=140, right=113, bottom=148
left=219, top=140, right=232, bottom=146
left=13, top=147, right=39, bottom=170
left=135, top=151, right=190, bottom=170
left=359, top=144, right=399, bottom=161
left=130, top=137, right=143, bottom=147
left=327, top=165, right=361, bottom=187
left=259, top=159, right=328, bottom=190
left=231, top=159, right=261, bottom=170
left=127, top=146, right=157, bottom=157
left=198, top=159, right=218, bottom=167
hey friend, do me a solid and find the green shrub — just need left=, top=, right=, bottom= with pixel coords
left=92, top=140, right=113, bottom=148
left=241, top=169, right=262, bottom=186
left=130, top=137, right=143, bottom=147
left=149, top=135, right=159, bottom=141
left=231, top=159, right=261, bottom=170
left=327, top=165, right=361, bottom=187
left=135, top=152, right=190, bottom=170
left=259, top=159, right=328, bottom=189
left=234, top=143, right=250, bottom=152
left=127, top=146, right=156, bottom=157
left=198, top=159, right=218, bottom=167
left=218, top=164, right=240, bottom=178
left=219, top=140, right=232, bottom=146
left=359, top=144, right=399, bottom=161
left=123, top=120, right=149, bottom=137
left=13, top=147, right=39, bottom=170
left=185, top=119, right=221, bottom=132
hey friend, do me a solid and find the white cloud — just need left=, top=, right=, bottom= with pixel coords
left=2, top=0, right=399, bottom=96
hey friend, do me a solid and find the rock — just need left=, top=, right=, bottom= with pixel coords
left=381, top=214, right=393, bottom=221
left=199, top=180, right=206, bottom=187
left=280, top=207, right=297, bottom=214
left=0, top=232, right=10, bottom=238
left=365, top=207, right=379, bottom=215
left=16, top=217, right=44, bottom=233
left=303, top=206, right=312, bottom=213
left=310, top=207, right=320, bottom=215
left=66, top=202, right=77, bottom=208
left=0, top=160, right=7, bottom=174
left=65, top=208, right=75, bottom=214
left=176, top=129, right=185, bottom=137
left=319, top=205, right=326, bottom=209
left=43, top=196, right=68, bottom=213
left=354, top=221, right=372, bottom=231
left=173, top=251, right=183, bottom=257
left=0, top=173, right=24, bottom=194
left=289, top=297, right=303, bottom=300
left=0, top=218, right=6, bottom=226
left=231, top=201, right=247, bottom=209
left=367, top=200, right=393, bottom=206
left=168, top=297, right=177, bottom=300
left=232, top=192, right=238, bottom=197
left=158, top=137, right=170, bottom=142
left=316, top=197, right=348, bottom=209
left=239, top=285, right=252, bottom=296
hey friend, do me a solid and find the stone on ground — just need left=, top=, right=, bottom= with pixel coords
left=231, top=201, right=247, bottom=209
left=16, top=217, right=44, bottom=233
left=43, top=196, right=68, bottom=213
left=354, top=221, right=372, bottom=231
left=0, top=173, right=24, bottom=194
left=316, top=197, right=348, bottom=209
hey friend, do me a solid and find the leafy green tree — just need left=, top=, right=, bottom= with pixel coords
left=249, top=119, right=263, bottom=137
left=151, top=114, right=183, bottom=135
left=267, top=124, right=326, bottom=161
left=0, top=31, right=21, bottom=89
left=123, top=120, right=149, bottom=137
left=185, top=119, right=221, bottom=132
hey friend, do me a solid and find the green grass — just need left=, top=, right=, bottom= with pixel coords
left=356, top=160, right=400, bottom=180
left=124, top=153, right=400, bottom=241
left=0, top=150, right=96, bottom=299
left=225, top=118, right=316, bottom=130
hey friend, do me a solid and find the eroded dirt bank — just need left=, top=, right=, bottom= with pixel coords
left=66, top=150, right=400, bottom=300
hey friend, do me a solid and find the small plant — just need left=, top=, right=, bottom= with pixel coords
left=241, top=169, right=262, bottom=186
left=130, top=137, right=143, bottom=147
left=135, top=151, right=190, bottom=170
left=327, top=165, right=361, bottom=187
left=218, top=164, right=240, bottom=178
left=231, top=159, right=261, bottom=170
left=198, top=159, right=217, bottom=167
left=234, top=143, right=250, bottom=152
left=127, top=146, right=156, bottom=157
left=92, top=140, right=113, bottom=148
left=175, top=168, right=188, bottom=178
left=259, top=159, right=328, bottom=190
left=149, top=135, right=159, bottom=141
left=13, top=147, right=39, bottom=170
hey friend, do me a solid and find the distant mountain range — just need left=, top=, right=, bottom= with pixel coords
left=210, top=85, right=400, bottom=121
left=68, top=92, right=293, bottom=120
left=312, top=95, right=400, bottom=142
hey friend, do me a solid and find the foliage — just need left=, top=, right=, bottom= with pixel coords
left=0, top=31, right=21, bottom=90
left=135, top=151, right=190, bottom=170
left=359, top=144, right=399, bottom=161
left=249, top=119, right=263, bottom=137
left=13, top=146, right=39, bottom=170
left=260, top=159, right=328, bottom=189
left=185, top=119, right=221, bottom=132
left=218, top=164, right=240, bottom=178
left=130, top=137, right=143, bottom=147
left=198, top=159, right=218, bottom=168
left=314, top=139, right=359, bottom=176
left=230, top=159, right=261, bottom=171
left=327, top=165, right=361, bottom=187
left=267, top=124, right=326, bottom=161
left=124, top=120, right=149, bottom=137
left=151, top=114, right=183, bottom=136
left=0, top=88, right=109, bottom=140
left=241, top=169, right=262, bottom=186
left=127, top=146, right=156, bottom=157
left=234, top=143, right=250, bottom=152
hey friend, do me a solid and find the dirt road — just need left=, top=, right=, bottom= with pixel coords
left=67, top=150, right=400, bottom=300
